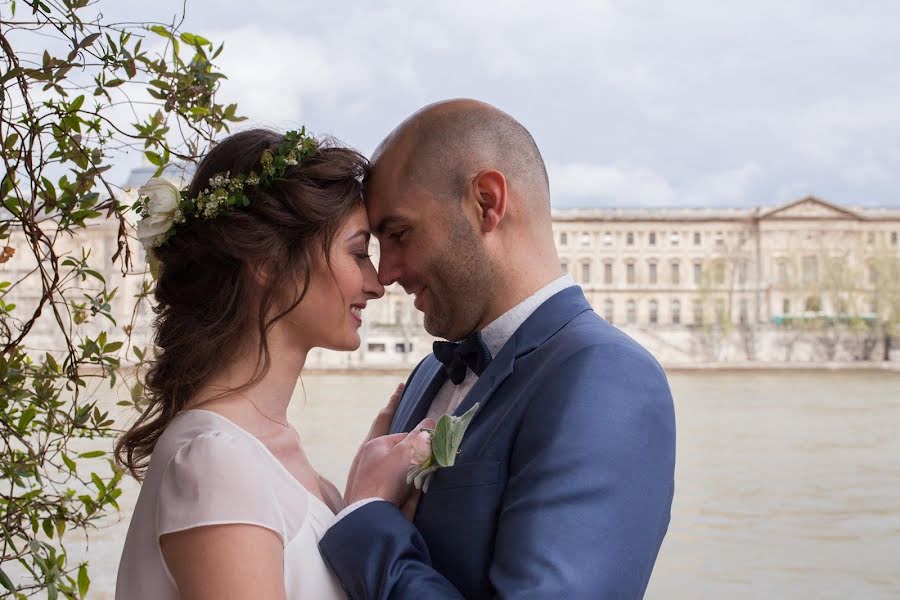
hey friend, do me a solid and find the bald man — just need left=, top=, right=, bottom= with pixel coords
left=321, top=100, right=676, bottom=599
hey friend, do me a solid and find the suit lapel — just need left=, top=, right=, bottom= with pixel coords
left=391, top=357, right=448, bottom=434
left=452, top=286, right=593, bottom=419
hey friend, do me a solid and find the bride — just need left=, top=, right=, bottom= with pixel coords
left=114, top=128, right=414, bottom=599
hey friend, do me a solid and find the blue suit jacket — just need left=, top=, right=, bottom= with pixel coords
left=320, top=287, right=676, bottom=599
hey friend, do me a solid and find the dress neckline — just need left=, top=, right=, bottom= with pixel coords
left=177, top=409, right=338, bottom=517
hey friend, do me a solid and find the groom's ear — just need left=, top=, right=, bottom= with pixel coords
left=471, top=169, right=507, bottom=233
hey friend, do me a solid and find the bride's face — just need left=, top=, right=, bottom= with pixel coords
left=288, top=206, right=384, bottom=351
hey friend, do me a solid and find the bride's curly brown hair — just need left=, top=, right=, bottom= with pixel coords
left=115, top=129, right=367, bottom=479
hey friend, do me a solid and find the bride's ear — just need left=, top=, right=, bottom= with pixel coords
left=471, top=169, right=507, bottom=233
left=248, top=260, right=275, bottom=288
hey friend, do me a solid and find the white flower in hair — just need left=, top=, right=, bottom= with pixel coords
left=135, top=177, right=181, bottom=250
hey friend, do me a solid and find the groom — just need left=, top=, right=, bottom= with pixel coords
left=320, top=99, right=676, bottom=599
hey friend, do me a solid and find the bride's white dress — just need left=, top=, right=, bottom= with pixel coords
left=115, top=410, right=345, bottom=599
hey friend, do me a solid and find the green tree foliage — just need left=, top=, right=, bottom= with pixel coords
left=0, top=1, right=241, bottom=596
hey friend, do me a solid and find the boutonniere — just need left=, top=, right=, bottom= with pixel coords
left=407, top=403, right=480, bottom=493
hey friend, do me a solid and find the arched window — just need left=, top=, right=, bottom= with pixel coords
left=649, top=300, right=658, bottom=324
left=626, top=299, right=637, bottom=324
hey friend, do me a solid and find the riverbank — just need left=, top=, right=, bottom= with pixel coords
left=303, top=361, right=900, bottom=376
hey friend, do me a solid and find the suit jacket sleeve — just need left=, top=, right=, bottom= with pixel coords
left=319, top=344, right=676, bottom=599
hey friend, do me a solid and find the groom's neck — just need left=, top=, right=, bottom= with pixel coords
left=476, top=260, right=563, bottom=331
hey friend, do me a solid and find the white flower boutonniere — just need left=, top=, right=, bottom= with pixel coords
left=407, top=402, right=480, bottom=493
left=135, top=177, right=181, bottom=251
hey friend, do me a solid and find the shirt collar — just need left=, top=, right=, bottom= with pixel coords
left=480, top=274, right=576, bottom=358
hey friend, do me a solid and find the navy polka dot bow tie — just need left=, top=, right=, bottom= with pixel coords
left=432, top=331, right=492, bottom=385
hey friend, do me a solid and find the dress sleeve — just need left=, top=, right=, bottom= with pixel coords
left=156, top=431, right=296, bottom=545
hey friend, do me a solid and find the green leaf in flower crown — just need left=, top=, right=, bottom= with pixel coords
left=431, top=415, right=454, bottom=467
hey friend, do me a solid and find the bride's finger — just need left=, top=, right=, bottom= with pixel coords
left=401, top=489, right=422, bottom=521
left=368, top=383, right=405, bottom=438
left=386, top=382, right=404, bottom=412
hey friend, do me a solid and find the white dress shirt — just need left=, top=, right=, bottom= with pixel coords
left=335, top=274, right=577, bottom=522
left=426, top=274, right=576, bottom=421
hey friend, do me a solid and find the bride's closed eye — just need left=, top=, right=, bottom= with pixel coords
left=351, top=246, right=372, bottom=262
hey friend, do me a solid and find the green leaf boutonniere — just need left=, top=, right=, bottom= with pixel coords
left=407, top=403, right=480, bottom=493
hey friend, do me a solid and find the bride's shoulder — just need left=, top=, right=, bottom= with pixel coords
left=147, top=411, right=270, bottom=488
left=152, top=410, right=240, bottom=456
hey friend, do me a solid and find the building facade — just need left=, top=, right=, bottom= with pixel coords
left=3, top=196, right=898, bottom=367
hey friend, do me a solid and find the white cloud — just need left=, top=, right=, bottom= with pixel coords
left=100, top=0, right=900, bottom=206
left=549, top=161, right=763, bottom=207
left=548, top=162, right=676, bottom=206
left=685, top=163, right=763, bottom=207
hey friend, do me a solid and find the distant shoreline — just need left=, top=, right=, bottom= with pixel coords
left=303, top=362, right=900, bottom=376
left=96, top=362, right=900, bottom=379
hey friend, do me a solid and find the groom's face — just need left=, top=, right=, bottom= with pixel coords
left=366, top=154, right=492, bottom=341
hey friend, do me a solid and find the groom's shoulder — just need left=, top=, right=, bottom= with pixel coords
left=550, top=309, right=663, bottom=375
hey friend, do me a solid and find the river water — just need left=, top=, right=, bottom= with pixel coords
left=63, top=370, right=900, bottom=598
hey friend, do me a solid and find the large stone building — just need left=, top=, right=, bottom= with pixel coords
left=3, top=196, right=898, bottom=367
left=354, top=196, right=900, bottom=366
left=550, top=197, right=900, bottom=363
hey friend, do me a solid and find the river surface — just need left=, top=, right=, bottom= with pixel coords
left=62, top=371, right=900, bottom=598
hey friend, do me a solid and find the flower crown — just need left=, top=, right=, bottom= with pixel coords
left=133, top=128, right=318, bottom=251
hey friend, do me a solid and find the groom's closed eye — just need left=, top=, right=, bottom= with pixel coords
left=387, top=228, right=409, bottom=243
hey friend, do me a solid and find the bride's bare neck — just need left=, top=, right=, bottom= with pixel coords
left=187, top=323, right=308, bottom=426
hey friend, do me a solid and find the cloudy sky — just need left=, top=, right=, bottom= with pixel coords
left=104, top=0, right=900, bottom=208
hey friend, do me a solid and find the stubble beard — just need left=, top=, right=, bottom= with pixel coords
left=422, top=222, right=493, bottom=341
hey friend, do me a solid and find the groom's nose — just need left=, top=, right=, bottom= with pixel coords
left=377, top=253, right=400, bottom=287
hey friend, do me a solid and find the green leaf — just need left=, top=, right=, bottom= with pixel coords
left=77, top=564, right=90, bottom=598
left=104, top=341, right=123, bottom=352
left=144, top=150, right=162, bottom=166
left=449, top=402, right=479, bottom=455
left=80, top=32, right=101, bottom=48
left=150, top=25, right=173, bottom=39
left=0, top=66, right=20, bottom=86
left=430, top=415, right=454, bottom=467
left=3, top=132, right=19, bottom=151
left=17, top=406, right=37, bottom=430
left=42, top=517, right=54, bottom=539
left=62, top=453, right=77, bottom=472
left=0, top=566, right=15, bottom=592
left=83, top=269, right=105, bottom=283
left=70, top=94, right=85, bottom=112
left=78, top=450, right=104, bottom=459
left=91, top=472, right=106, bottom=494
